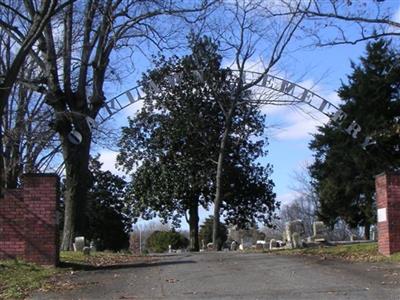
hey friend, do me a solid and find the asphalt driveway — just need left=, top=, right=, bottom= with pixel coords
left=30, top=252, right=400, bottom=299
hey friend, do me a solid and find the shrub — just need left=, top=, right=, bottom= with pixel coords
left=146, top=231, right=189, bottom=253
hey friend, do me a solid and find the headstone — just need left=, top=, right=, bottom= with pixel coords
left=74, top=236, right=85, bottom=252
left=313, top=221, right=327, bottom=242
left=89, top=240, right=96, bottom=252
left=83, top=246, right=91, bottom=256
left=230, top=240, right=238, bottom=251
left=284, top=220, right=305, bottom=248
left=370, top=226, right=377, bottom=241
left=276, top=240, right=285, bottom=248
left=269, top=239, right=277, bottom=250
left=292, top=233, right=301, bottom=249
left=284, top=223, right=292, bottom=245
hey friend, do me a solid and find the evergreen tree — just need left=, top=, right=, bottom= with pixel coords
left=118, top=36, right=277, bottom=250
left=309, top=40, right=400, bottom=238
left=199, top=216, right=228, bottom=246
left=85, top=156, right=131, bottom=251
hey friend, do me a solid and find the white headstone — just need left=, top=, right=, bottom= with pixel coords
left=269, top=239, right=277, bottom=250
left=74, top=236, right=85, bottom=252
left=313, top=221, right=327, bottom=241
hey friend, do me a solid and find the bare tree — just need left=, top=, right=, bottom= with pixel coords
left=0, top=0, right=62, bottom=196
left=209, top=0, right=309, bottom=250
left=29, top=0, right=217, bottom=250
left=1, top=62, right=58, bottom=188
left=282, top=0, right=400, bottom=46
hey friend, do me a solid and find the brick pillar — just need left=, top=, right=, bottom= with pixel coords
left=22, top=174, right=60, bottom=265
left=0, top=190, right=25, bottom=259
left=375, top=172, right=400, bottom=256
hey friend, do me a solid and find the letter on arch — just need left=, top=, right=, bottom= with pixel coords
left=345, top=121, right=362, bottom=139
left=331, top=109, right=347, bottom=124
left=280, top=80, right=296, bottom=95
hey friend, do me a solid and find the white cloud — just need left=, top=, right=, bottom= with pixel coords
left=98, top=150, right=126, bottom=177
left=277, top=191, right=300, bottom=206
left=121, top=99, right=144, bottom=119
left=272, top=108, right=325, bottom=140
left=261, top=78, right=340, bottom=141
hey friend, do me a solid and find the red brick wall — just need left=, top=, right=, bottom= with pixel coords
left=376, top=173, right=400, bottom=256
left=0, top=174, right=59, bottom=265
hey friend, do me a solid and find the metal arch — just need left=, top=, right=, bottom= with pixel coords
left=98, top=69, right=375, bottom=150
left=98, top=70, right=340, bottom=124
left=51, top=69, right=376, bottom=176
left=97, top=85, right=145, bottom=124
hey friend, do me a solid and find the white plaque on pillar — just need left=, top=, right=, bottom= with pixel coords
left=377, top=208, right=387, bottom=222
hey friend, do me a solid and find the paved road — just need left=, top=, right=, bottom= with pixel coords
left=31, top=252, right=400, bottom=299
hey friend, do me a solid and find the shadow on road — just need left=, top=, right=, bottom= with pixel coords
left=58, top=259, right=197, bottom=271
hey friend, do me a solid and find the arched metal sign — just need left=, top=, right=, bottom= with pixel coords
left=98, top=70, right=375, bottom=150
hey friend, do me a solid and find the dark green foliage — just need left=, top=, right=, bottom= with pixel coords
left=309, top=40, right=400, bottom=237
left=117, top=35, right=277, bottom=250
left=118, top=36, right=225, bottom=227
left=221, top=156, right=277, bottom=229
left=146, top=231, right=189, bottom=253
left=84, top=156, right=132, bottom=251
left=199, top=216, right=228, bottom=245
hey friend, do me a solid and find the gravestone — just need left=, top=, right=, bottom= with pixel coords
left=284, top=220, right=305, bottom=248
left=292, top=233, right=301, bottom=249
left=90, top=240, right=97, bottom=252
left=313, top=221, right=327, bottom=242
left=74, top=236, right=85, bottom=252
left=230, top=240, right=238, bottom=251
left=83, top=246, right=91, bottom=256
left=369, top=226, right=377, bottom=241
left=269, top=239, right=277, bottom=250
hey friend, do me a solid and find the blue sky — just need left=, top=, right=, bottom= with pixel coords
left=94, top=2, right=400, bottom=228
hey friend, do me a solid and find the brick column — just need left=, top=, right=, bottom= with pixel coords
left=375, top=172, right=400, bottom=256
left=23, top=174, right=60, bottom=265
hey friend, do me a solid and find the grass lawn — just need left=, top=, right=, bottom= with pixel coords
left=0, top=251, right=155, bottom=299
left=0, top=260, right=57, bottom=299
left=275, top=242, right=400, bottom=263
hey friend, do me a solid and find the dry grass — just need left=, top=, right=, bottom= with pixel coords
left=275, top=242, right=400, bottom=263
left=0, top=251, right=155, bottom=299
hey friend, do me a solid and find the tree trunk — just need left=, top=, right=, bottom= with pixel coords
left=364, top=223, right=370, bottom=240
left=60, top=123, right=92, bottom=250
left=212, top=110, right=233, bottom=251
left=0, top=124, right=4, bottom=198
left=188, top=199, right=199, bottom=251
